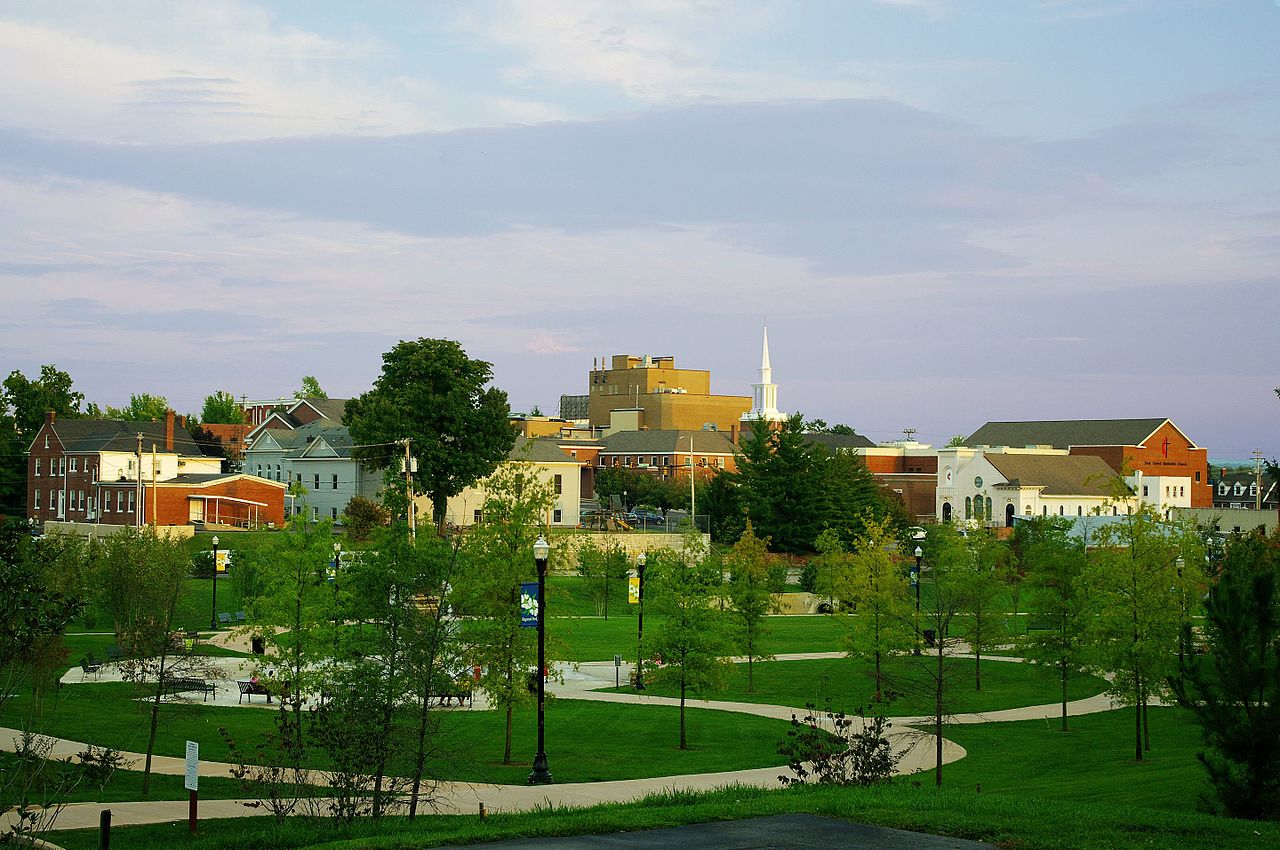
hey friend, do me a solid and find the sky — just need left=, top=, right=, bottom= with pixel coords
left=1, top=0, right=1277, bottom=458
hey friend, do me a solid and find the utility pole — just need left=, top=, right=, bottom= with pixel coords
left=688, top=435, right=696, bottom=533
left=151, top=443, right=158, bottom=526
left=402, top=438, right=416, bottom=540
left=135, top=432, right=144, bottom=527
left=1254, top=449, right=1264, bottom=511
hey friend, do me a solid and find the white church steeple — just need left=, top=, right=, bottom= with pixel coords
left=744, top=326, right=784, bottom=422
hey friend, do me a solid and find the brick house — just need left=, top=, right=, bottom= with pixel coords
left=27, top=410, right=284, bottom=529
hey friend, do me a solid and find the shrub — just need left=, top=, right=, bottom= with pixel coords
left=777, top=701, right=899, bottom=787
left=342, top=496, right=390, bottom=542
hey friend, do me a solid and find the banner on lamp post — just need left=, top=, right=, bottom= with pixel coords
left=214, top=550, right=230, bottom=574
left=519, top=582, right=539, bottom=628
left=627, top=576, right=640, bottom=604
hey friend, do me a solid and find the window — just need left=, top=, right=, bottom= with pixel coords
left=662, top=456, right=670, bottom=466
left=651, top=456, right=658, bottom=467
left=1165, top=486, right=1170, bottom=497
left=1024, top=505, right=1031, bottom=515
left=331, top=507, right=338, bottom=520
left=314, top=474, right=320, bottom=490
left=1112, top=506, right=1118, bottom=516
left=34, top=489, right=40, bottom=510
left=1220, top=484, right=1229, bottom=495
left=554, top=474, right=563, bottom=495
left=1195, top=470, right=1201, bottom=483
left=965, top=496, right=972, bottom=519
left=685, top=455, right=692, bottom=467
left=624, top=457, right=632, bottom=467
left=1058, top=505, right=1064, bottom=515
left=570, top=450, right=577, bottom=459
left=116, top=492, right=123, bottom=512
left=34, top=458, right=40, bottom=477
left=716, top=457, right=725, bottom=469
left=553, top=508, right=562, bottom=523
left=1077, top=506, right=1083, bottom=516
left=986, top=497, right=992, bottom=519
left=128, top=491, right=135, bottom=513
left=332, top=474, right=338, bottom=490
left=473, top=509, right=483, bottom=524
left=59, top=458, right=65, bottom=476
left=49, top=491, right=56, bottom=510
left=1142, top=485, right=1149, bottom=497
left=70, top=458, right=77, bottom=473
left=44, top=434, right=49, bottom=448
left=1043, top=505, right=1048, bottom=516
left=78, top=490, right=85, bottom=511
left=1180, top=486, right=1185, bottom=497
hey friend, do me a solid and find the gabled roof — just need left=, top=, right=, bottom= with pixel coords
left=290, top=397, right=348, bottom=423
left=802, top=432, right=878, bottom=451
left=508, top=437, right=584, bottom=465
left=966, top=419, right=1174, bottom=450
left=42, top=419, right=208, bottom=456
left=600, top=429, right=738, bottom=454
left=985, top=453, right=1121, bottom=497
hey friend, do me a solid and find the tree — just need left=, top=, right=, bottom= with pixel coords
left=953, top=527, right=1011, bottom=691
left=103, top=393, right=170, bottom=421
left=345, top=339, right=516, bottom=533
left=341, top=495, right=390, bottom=542
left=1084, top=506, right=1204, bottom=761
left=1172, top=531, right=1280, bottom=819
left=200, top=391, right=244, bottom=424
left=724, top=521, right=778, bottom=692
left=815, top=518, right=913, bottom=703
left=296, top=376, right=327, bottom=399
left=2, top=366, right=83, bottom=514
left=647, top=540, right=733, bottom=749
left=1018, top=517, right=1091, bottom=731
left=453, top=462, right=552, bottom=763
left=575, top=538, right=628, bottom=619
left=946, top=435, right=967, bottom=448
left=103, top=527, right=214, bottom=795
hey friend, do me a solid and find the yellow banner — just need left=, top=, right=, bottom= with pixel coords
left=215, top=550, right=230, bottom=573
left=627, top=576, right=640, bottom=604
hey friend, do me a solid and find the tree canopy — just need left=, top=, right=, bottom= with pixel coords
left=1, top=365, right=84, bottom=514
left=345, top=339, right=516, bottom=532
left=200, top=390, right=244, bottom=424
left=297, top=376, right=327, bottom=399
left=102, top=393, right=169, bottom=421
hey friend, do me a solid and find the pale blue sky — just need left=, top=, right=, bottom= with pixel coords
left=0, top=1, right=1276, bottom=455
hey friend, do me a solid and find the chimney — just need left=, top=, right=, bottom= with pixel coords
left=165, top=409, right=175, bottom=452
left=45, top=410, right=56, bottom=425
left=177, top=414, right=186, bottom=429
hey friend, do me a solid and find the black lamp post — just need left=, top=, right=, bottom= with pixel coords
left=1176, top=555, right=1186, bottom=668
left=529, top=535, right=553, bottom=785
left=634, top=551, right=646, bottom=690
left=332, top=542, right=341, bottom=656
left=912, top=545, right=923, bottom=656
left=209, top=535, right=220, bottom=629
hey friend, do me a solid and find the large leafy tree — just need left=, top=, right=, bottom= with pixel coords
left=1084, top=506, right=1204, bottom=761
left=345, top=339, right=516, bottom=533
left=104, top=393, right=170, bottom=421
left=1018, top=517, right=1092, bottom=731
left=296, top=376, right=327, bottom=399
left=1, top=366, right=83, bottom=514
left=1172, top=531, right=1280, bottom=820
left=200, top=390, right=244, bottom=424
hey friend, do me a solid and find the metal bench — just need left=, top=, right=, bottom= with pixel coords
left=217, top=612, right=233, bottom=626
left=79, top=657, right=102, bottom=681
left=237, top=680, right=272, bottom=704
left=163, top=677, right=216, bottom=701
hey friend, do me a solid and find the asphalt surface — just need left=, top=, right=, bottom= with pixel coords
left=436, top=814, right=995, bottom=849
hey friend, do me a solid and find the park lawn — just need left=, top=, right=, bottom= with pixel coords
left=604, top=655, right=1109, bottom=717
left=551, top=615, right=846, bottom=662
left=1, top=686, right=790, bottom=786
left=69, top=577, right=247, bottom=636
left=49, top=779, right=1279, bottom=850
left=0, top=752, right=251, bottom=803
left=939, top=705, right=1211, bottom=812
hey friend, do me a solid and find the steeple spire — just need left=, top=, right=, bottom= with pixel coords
left=744, top=325, right=784, bottom=422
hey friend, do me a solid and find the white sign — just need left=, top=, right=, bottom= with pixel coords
left=184, top=741, right=199, bottom=791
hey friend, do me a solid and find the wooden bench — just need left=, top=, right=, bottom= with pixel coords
left=163, top=678, right=216, bottom=701
left=237, top=680, right=272, bottom=704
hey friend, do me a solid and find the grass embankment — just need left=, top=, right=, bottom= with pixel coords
left=51, top=777, right=1279, bottom=850
left=608, top=656, right=1110, bottom=717
left=1, top=687, right=789, bottom=787
left=552, top=614, right=846, bottom=662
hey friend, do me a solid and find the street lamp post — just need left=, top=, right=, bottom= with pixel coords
left=332, top=542, right=341, bottom=656
left=912, top=546, right=923, bottom=656
left=209, top=535, right=220, bottom=629
left=1176, top=555, right=1186, bottom=668
left=529, top=535, right=553, bottom=785
left=634, top=551, right=647, bottom=690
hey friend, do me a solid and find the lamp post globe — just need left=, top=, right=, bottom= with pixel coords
left=529, top=535, right=553, bottom=784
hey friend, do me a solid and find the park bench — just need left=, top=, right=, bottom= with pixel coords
left=79, top=657, right=102, bottom=680
left=163, top=677, right=216, bottom=701
left=234, top=611, right=247, bottom=624
left=436, top=682, right=472, bottom=707
left=217, top=612, right=233, bottom=626
left=105, top=645, right=123, bottom=665
left=237, top=680, right=272, bottom=704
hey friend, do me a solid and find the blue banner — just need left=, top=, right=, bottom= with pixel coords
left=519, top=582, right=540, bottom=628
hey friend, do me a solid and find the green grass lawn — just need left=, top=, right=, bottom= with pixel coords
left=70, top=577, right=247, bottom=636
left=0, top=752, right=250, bottom=803
left=551, top=614, right=847, bottom=662
left=605, top=655, right=1109, bottom=717
left=1, top=685, right=790, bottom=786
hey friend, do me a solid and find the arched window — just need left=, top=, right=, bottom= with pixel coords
left=985, top=497, right=993, bottom=519
left=1058, top=505, right=1064, bottom=515
left=1025, top=505, right=1032, bottom=515
left=1077, top=506, right=1083, bottom=516
left=1042, top=505, right=1048, bottom=516
left=965, top=496, right=972, bottom=519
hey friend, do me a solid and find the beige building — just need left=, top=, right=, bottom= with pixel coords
left=587, top=354, right=751, bottom=435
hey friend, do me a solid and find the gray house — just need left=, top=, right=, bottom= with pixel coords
left=242, top=420, right=383, bottom=524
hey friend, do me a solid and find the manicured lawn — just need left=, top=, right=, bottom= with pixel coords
left=50, top=778, right=1279, bottom=850
left=603, top=655, right=1110, bottom=717
left=70, top=577, right=247, bottom=636
left=0, top=752, right=250, bottom=803
left=1, top=686, right=790, bottom=786
left=940, top=706, right=1210, bottom=812
left=552, top=615, right=846, bottom=662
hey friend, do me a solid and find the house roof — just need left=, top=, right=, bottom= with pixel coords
left=509, top=437, right=583, bottom=465
left=600, top=429, right=738, bottom=454
left=45, top=419, right=209, bottom=456
left=985, top=453, right=1121, bottom=497
left=802, top=432, right=878, bottom=451
left=292, top=397, right=348, bottom=422
left=966, top=418, right=1172, bottom=450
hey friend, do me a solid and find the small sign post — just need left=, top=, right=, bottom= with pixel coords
left=614, top=654, right=622, bottom=689
left=184, top=741, right=199, bottom=834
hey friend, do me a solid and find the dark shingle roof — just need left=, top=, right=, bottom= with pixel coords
left=51, top=419, right=208, bottom=456
left=966, top=419, right=1170, bottom=450
left=985, top=454, right=1121, bottom=497
left=295, top=398, right=348, bottom=422
left=802, top=432, right=878, bottom=451
left=600, top=430, right=738, bottom=454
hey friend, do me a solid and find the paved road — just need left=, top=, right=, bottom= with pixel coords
left=436, top=814, right=995, bottom=849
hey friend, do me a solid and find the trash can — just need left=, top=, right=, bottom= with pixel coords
left=923, top=629, right=936, bottom=648
left=251, top=636, right=265, bottom=655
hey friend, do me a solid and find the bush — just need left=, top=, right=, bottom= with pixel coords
left=798, top=560, right=819, bottom=593
left=342, top=496, right=390, bottom=542
left=76, top=745, right=133, bottom=789
left=777, top=701, right=899, bottom=787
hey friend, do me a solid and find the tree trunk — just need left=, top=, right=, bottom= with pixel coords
left=679, top=678, right=687, bottom=750
left=1060, top=659, right=1069, bottom=733
left=747, top=654, right=753, bottom=693
left=1134, top=674, right=1143, bottom=762
left=142, top=670, right=165, bottom=796
left=975, top=647, right=982, bottom=692
left=874, top=649, right=882, bottom=703
left=504, top=704, right=514, bottom=764
left=409, top=695, right=431, bottom=820
left=1141, top=688, right=1151, bottom=752
left=935, top=634, right=944, bottom=787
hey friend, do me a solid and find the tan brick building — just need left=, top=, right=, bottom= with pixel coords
left=586, top=354, right=751, bottom=435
